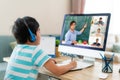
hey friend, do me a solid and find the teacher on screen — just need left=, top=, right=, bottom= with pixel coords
left=65, top=21, right=87, bottom=45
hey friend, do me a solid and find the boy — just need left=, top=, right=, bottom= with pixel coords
left=4, top=16, right=76, bottom=80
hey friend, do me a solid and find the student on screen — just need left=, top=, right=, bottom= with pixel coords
left=4, top=16, right=77, bottom=80
left=95, top=28, right=104, bottom=37
left=95, top=17, right=104, bottom=26
left=65, top=21, right=87, bottom=45
left=91, top=38, right=101, bottom=47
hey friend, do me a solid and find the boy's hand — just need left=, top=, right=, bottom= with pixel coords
left=69, top=61, right=77, bottom=69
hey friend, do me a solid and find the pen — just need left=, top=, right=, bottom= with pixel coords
left=71, top=57, right=74, bottom=61
left=99, top=53, right=105, bottom=60
left=71, top=54, right=74, bottom=61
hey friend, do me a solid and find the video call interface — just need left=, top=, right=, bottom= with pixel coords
left=61, top=14, right=110, bottom=50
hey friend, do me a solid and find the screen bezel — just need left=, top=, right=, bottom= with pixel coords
left=60, top=13, right=111, bottom=51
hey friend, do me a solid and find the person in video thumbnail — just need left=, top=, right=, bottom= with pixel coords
left=91, top=38, right=101, bottom=47
left=95, top=28, right=103, bottom=37
left=95, top=17, right=104, bottom=26
left=65, top=21, right=87, bottom=45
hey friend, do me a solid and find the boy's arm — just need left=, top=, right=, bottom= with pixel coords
left=44, top=59, right=76, bottom=76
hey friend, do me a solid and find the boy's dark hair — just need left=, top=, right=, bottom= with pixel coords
left=12, top=16, right=39, bottom=44
left=70, top=21, right=76, bottom=26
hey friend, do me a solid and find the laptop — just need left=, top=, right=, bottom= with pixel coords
left=39, top=36, right=55, bottom=57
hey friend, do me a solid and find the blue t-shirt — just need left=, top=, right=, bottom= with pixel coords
left=4, top=44, right=50, bottom=80
left=65, top=30, right=82, bottom=44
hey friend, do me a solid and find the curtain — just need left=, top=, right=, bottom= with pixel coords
left=71, top=0, right=86, bottom=14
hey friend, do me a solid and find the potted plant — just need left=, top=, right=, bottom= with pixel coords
left=55, top=39, right=60, bottom=57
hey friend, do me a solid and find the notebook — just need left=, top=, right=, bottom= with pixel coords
left=57, top=59, right=94, bottom=70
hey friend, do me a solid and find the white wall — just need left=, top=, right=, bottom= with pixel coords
left=0, top=0, right=71, bottom=35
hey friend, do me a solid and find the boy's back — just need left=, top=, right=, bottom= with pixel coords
left=4, top=45, right=50, bottom=80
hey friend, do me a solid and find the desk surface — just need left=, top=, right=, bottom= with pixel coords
left=3, top=56, right=120, bottom=80
left=39, top=56, right=120, bottom=80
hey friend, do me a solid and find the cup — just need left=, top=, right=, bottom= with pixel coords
left=102, top=57, right=113, bottom=73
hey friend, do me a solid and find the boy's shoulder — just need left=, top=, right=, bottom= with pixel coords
left=14, top=44, right=43, bottom=55
left=15, top=44, right=43, bottom=52
left=17, top=44, right=37, bottom=48
left=16, top=44, right=44, bottom=52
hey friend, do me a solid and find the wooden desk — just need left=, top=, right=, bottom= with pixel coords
left=3, top=56, right=120, bottom=80
left=39, top=56, right=120, bottom=80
